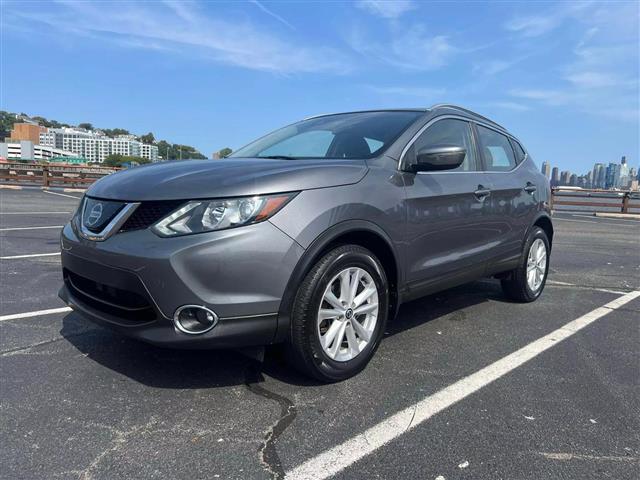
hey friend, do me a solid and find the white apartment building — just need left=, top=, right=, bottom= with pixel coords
left=39, top=128, right=158, bottom=163
left=0, top=140, right=77, bottom=161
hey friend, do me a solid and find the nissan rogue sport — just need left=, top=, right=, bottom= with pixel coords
left=59, top=104, right=553, bottom=382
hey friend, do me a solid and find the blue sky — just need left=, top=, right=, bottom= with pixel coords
left=2, top=0, right=638, bottom=174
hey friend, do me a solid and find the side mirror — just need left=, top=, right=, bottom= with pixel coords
left=410, top=144, right=466, bottom=172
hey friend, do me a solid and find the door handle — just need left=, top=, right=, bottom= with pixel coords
left=474, top=185, right=491, bottom=201
left=524, top=182, right=537, bottom=194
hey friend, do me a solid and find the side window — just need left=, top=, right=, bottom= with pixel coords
left=476, top=125, right=517, bottom=171
left=411, top=119, right=476, bottom=171
left=364, top=137, right=384, bottom=154
left=259, top=130, right=334, bottom=157
left=510, top=139, right=526, bottom=164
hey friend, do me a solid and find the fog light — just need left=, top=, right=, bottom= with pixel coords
left=173, top=305, right=218, bottom=334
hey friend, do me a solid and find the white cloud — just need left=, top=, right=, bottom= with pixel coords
left=6, top=1, right=348, bottom=74
left=366, top=85, right=446, bottom=99
left=508, top=89, right=568, bottom=106
left=505, top=2, right=638, bottom=122
left=564, top=71, right=634, bottom=89
left=249, top=0, right=295, bottom=30
left=348, top=24, right=456, bottom=70
left=504, top=14, right=562, bottom=38
left=485, top=101, right=531, bottom=112
left=504, top=1, right=594, bottom=37
left=356, top=0, right=416, bottom=19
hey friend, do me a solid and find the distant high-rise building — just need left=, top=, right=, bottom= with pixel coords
left=551, top=167, right=560, bottom=187
left=621, top=156, right=627, bottom=165
left=619, top=159, right=630, bottom=189
left=569, top=174, right=578, bottom=186
left=592, top=163, right=605, bottom=189
left=605, top=162, right=621, bottom=189
left=541, top=161, right=551, bottom=178
left=577, top=175, right=587, bottom=188
left=560, top=170, right=571, bottom=185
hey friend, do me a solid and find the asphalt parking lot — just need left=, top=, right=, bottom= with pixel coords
left=1, top=187, right=638, bottom=480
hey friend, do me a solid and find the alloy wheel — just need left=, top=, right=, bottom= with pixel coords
left=526, top=238, right=547, bottom=292
left=317, top=267, right=379, bottom=362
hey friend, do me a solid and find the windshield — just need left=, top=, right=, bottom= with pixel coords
left=229, top=111, right=423, bottom=160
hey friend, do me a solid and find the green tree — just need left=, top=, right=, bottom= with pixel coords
left=104, top=154, right=150, bottom=167
left=140, top=132, right=155, bottom=144
left=102, top=128, right=130, bottom=137
left=78, top=122, right=94, bottom=130
left=217, top=147, right=233, bottom=158
left=156, top=140, right=206, bottom=160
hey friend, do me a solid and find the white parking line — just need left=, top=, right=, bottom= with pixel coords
left=546, top=280, right=627, bottom=295
left=0, top=252, right=61, bottom=260
left=43, top=190, right=82, bottom=200
left=0, top=225, right=64, bottom=232
left=0, top=307, right=72, bottom=323
left=285, top=290, right=640, bottom=480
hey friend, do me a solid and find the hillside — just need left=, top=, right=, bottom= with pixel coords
left=0, top=111, right=207, bottom=160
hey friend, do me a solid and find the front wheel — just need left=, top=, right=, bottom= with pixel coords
left=501, top=226, right=550, bottom=302
left=287, top=245, right=389, bottom=382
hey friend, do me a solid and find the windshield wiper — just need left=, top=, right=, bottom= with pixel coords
left=258, top=155, right=299, bottom=160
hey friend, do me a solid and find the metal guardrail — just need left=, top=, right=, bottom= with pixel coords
left=0, top=163, right=119, bottom=188
left=2, top=164, right=639, bottom=215
left=551, top=188, right=640, bottom=214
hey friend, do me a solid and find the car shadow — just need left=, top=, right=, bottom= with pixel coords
left=384, top=279, right=506, bottom=338
left=60, top=279, right=510, bottom=388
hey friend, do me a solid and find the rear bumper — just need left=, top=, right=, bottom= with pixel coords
left=58, top=219, right=304, bottom=349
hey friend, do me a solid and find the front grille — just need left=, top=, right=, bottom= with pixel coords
left=64, top=269, right=156, bottom=322
left=120, top=200, right=185, bottom=232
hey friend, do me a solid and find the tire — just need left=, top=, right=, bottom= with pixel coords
left=501, top=226, right=550, bottom=302
left=287, top=244, right=389, bottom=382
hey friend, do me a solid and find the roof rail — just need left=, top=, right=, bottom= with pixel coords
left=428, top=104, right=507, bottom=131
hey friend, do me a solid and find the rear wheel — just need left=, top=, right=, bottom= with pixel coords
left=287, top=245, right=388, bottom=382
left=501, top=226, right=550, bottom=302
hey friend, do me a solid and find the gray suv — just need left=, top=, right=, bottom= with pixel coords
left=59, top=105, right=553, bottom=381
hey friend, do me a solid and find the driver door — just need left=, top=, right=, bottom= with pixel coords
left=401, top=118, right=494, bottom=295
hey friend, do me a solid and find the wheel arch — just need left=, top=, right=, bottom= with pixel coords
left=274, top=220, right=401, bottom=343
left=532, top=213, right=554, bottom=248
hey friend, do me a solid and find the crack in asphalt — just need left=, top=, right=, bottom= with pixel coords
left=77, top=418, right=158, bottom=480
left=244, top=363, right=297, bottom=480
left=0, top=331, right=89, bottom=356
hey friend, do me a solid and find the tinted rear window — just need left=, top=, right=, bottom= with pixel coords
left=510, top=139, right=526, bottom=163
left=477, top=125, right=517, bottom=172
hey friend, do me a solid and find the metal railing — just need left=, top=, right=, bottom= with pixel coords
left=2, top=164, right=639, bottom=215
left=0, top=163, right=119, bottom=188
left=551, top=188, right=640, bottom=214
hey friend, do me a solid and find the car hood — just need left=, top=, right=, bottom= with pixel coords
left=87, top=158, right=368, bottom=201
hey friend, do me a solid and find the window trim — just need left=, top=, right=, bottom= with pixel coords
left=509, top=137, right=527, bottom=165
left=399, top=115, right=528, bottom=174
left=398, top=115, right=481, bottom=174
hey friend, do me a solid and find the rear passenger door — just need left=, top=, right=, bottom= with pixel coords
left=475, top=124, right=537, bottom=266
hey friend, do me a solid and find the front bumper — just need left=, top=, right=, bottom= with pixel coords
left=59, top=220, right=304, bottom=349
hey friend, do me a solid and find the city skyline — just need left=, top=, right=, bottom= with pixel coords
left=540, top=155, right=638, bottom=191
left=2, top=1, right=638, bottom=174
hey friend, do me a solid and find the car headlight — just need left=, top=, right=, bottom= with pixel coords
left=151, top=193, right=297, bottom=237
